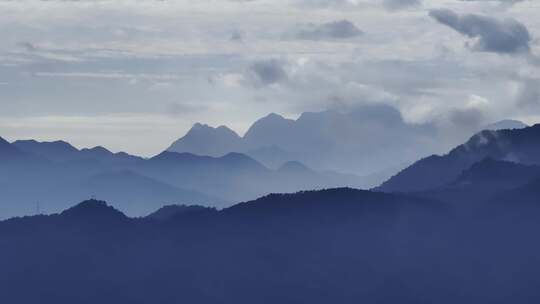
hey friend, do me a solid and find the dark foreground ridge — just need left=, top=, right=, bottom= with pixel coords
left=2, top=186, right=540, bottom=304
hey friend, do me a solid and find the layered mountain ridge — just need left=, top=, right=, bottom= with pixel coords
left=0, top=138, right=366, bottom=219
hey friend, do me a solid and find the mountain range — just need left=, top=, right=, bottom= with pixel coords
left=0, top=113, right=532, bottom=219
left=168, top=106, right=528, bottom=183
left=0, top=137, right=366, bottom=219
left=168, top=106, right=440, bottom=177
left=1, top=119, right=540, bottom=303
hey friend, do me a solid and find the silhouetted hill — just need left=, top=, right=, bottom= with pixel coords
left=224, top=188, right=445, bottom=220
left=60, top=199, right=128, bottom=221
left=13, top=139, right=80, bottom=162
left=379, top=124, right=540, bottom=192
left=148, top=151, right=266, bottom=173
left=4, top=187, right=540, bottom=303
left=79, top=146, right=142, bottom=164
left=13, top=139, right=143, bottom=165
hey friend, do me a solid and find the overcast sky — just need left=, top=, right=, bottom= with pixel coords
left=0, top=0, right=539, bottom=156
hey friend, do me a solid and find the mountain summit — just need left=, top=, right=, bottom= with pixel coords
left=167, top=123, right=243, bottom=157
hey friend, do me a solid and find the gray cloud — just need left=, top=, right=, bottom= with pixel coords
left=515, top=78, right=540, bottom=108
left=246, top=59, right=289, bottom=86
left=429, top=9, right=531, bottom=54
left=230, top=30, right=243, bottom=42
left=294, top=20, right=363, bottom=40
left=382, top=0, right=421, bottom=11
left=448, top=107, right=485, bottom=130
left=167, top=103, right=207, bottom=117
left=17, top=41, right=37, bottom=52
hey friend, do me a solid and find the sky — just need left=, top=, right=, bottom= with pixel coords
left=0, top=0, right=539, bottom=156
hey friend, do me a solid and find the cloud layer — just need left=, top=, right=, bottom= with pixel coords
left=0, top=0, right=537, bottom=159
left=429, top=8, right=531, bottom=54
left=293, top=20, right=363, bottom=40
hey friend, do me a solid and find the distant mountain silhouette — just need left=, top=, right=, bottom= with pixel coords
left=379, top=124, right=540, bottom=192
left=167, top=106, right=441, bottom=182
left=245, top=145, right=296, bottom=169
left=0, top=138, right=366, bottom=218
left=278, top=160, right=314, bottom=174
left=167, top=123, right=243, bottom=157
left=139, top=151, right=366, bottom=204
left=243, top=113, right=297, bottom=151
left=13, top=139, right=143, bottom=165
left=13, top=139, right=80, bottom=162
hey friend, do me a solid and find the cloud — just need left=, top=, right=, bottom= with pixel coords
left=429, top=9, right=531, bottom=54
left=34, top=72, right=179, bottom=81
left=514, top=78, right=540, bottom=108
left=167, top=103, right=207, bottom=116
left=17, top=41, right=37, bottom=52
left=293, top=20, right=363, bottom=40
left=230, top=30, right=243, bottom=42
left=246, top=59, right=289, bottom=86
left=448, top=107, right=485, bottom=129
left=381, top=0, right=421, bottom=11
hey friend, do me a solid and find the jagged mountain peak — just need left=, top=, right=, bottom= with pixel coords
left=188, top=123, right=239, bottom=136
left=168, top=122, right=242, bottom=157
